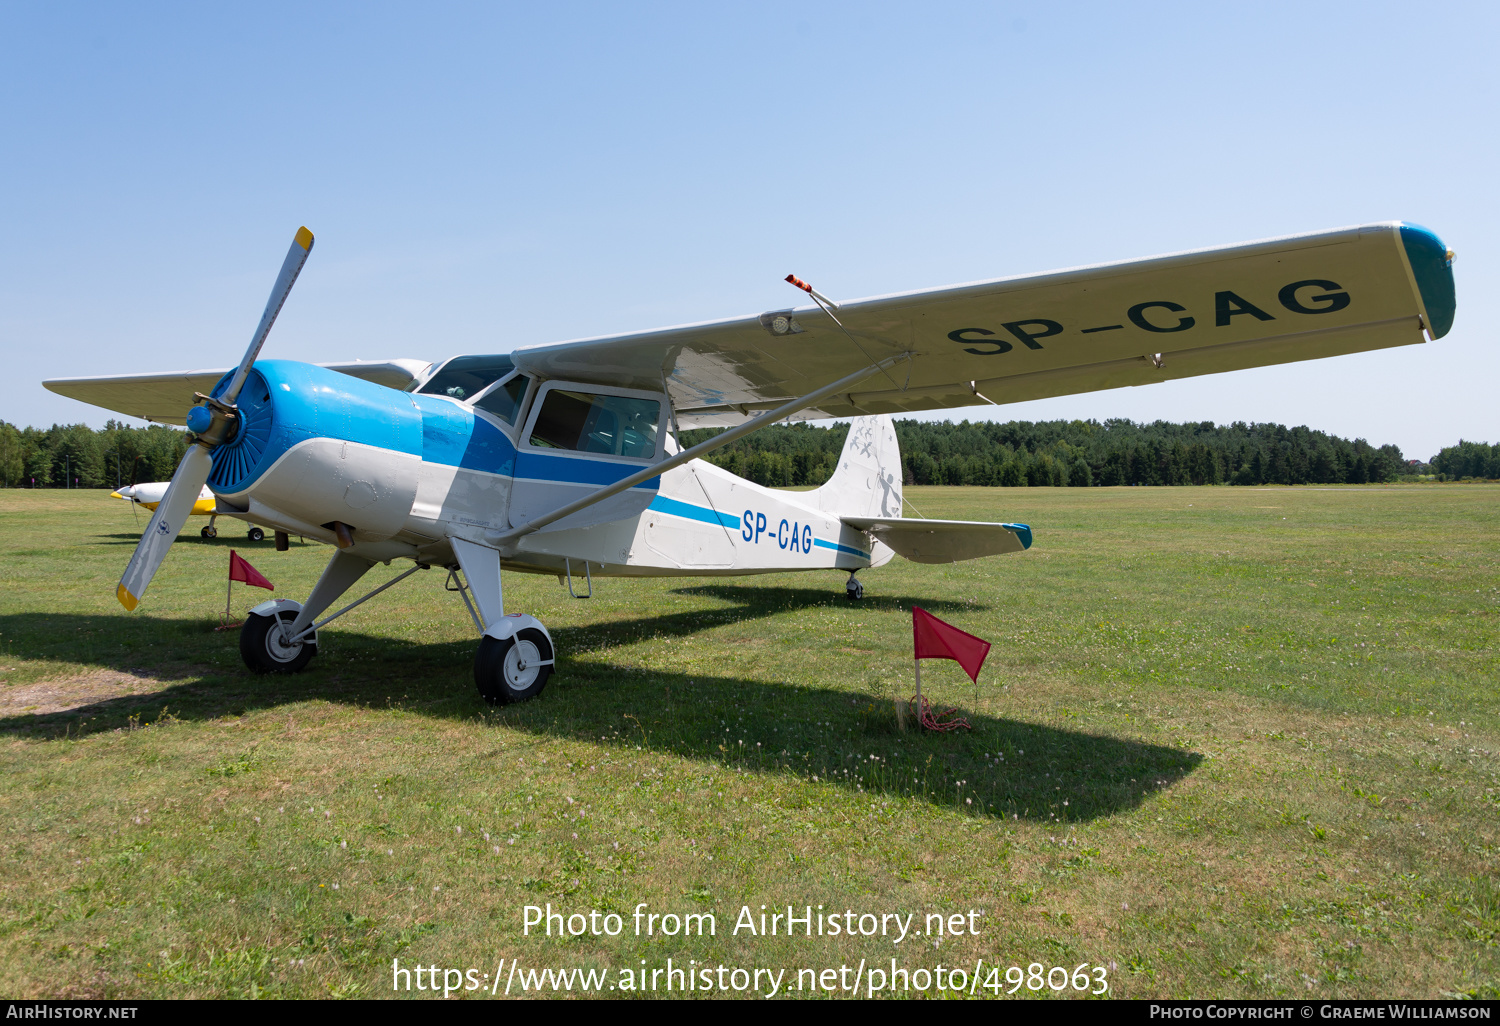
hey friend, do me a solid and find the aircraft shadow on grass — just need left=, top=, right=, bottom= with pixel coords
left=0, top=605, right=1198, bottom=823
left=669, top=583, right=989, bottom=616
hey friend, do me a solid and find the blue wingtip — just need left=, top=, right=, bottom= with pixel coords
left=1003, top=523, right=1033, bottom=549
left=1398, top=223, right=1456, bottom=339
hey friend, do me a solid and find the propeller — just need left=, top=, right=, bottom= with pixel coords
left=116, top=227, right=314, bottom=611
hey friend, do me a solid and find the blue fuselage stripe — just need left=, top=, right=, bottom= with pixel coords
left=515, top=451, right=660, bottom=489
left=648, top=494, right=741, bottom=528
left=649, top=496, right=867, bottom=557
left=814, top=537, right=870, bottom=558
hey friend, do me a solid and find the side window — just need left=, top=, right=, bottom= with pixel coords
left=474, top=374, right=530, bottom=425
left=529, top=389, right=661, bottom=459
left=417, top=355, right=515, bottom=401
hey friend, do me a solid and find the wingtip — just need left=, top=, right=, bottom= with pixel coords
left=295, top=226, right=314, bottom=251
left=116, top=583, right=139, bottom=611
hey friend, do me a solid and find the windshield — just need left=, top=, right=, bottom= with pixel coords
left=474, top=373, right=530, bottom=425
left=416, top=355, right=515, bottom=401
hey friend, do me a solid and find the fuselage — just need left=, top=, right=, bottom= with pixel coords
left=204, top=359, right=888, bottom=578
left=113, top=482, right=216, bottom=516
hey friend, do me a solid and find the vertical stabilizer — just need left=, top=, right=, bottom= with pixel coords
left=804, top=415, right=903, bottom=519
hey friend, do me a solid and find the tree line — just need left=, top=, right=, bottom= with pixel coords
left=1, top=415, right=1490, bottom=489
left=1430, top=440, right=1500, bottom=481
left=0, top=421, right=191, bottom=488
left=683, top=418, right=1471, bottom=488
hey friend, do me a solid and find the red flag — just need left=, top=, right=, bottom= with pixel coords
left=229, top=550, right=274, bottom=591
left=912, top=606, right=990, bottom=683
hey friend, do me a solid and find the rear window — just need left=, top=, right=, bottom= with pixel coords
left=529, top=389, right=660, bottom=459
left=475, top=374, right=530, bottom=425
left=417, top=355, right=514, bottom=401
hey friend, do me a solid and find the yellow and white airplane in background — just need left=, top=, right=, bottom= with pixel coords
left=111, top=481, right=267, bottom=541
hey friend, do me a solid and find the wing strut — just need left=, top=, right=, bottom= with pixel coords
left=489, top=353, right=909, bottom=548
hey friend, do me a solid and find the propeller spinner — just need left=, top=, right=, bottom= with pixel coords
left=116, top=227, right=314, bottom=610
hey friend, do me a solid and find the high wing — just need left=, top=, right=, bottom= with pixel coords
left=508, top=222, right=1455, bottom=427
left=43, top=359, right=433, bottom=425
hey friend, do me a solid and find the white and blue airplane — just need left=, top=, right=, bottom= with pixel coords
left=45, top=222, right=1455, bottom=704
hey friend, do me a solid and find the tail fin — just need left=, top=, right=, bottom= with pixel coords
left=804, top=415, right=903, bottom=519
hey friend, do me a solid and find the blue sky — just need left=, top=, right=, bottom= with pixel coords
left=3, top=2, right=1494, bottom=459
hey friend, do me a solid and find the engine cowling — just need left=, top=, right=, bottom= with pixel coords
left=207, top=360, right=424, bottom=543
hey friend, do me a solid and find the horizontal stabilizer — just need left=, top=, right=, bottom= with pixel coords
left=841, top=517, right=1032, bottom=564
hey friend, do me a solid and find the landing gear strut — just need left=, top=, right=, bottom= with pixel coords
left=449, top=538, right=556, bottom=706
left=845, top=571, right=864, bottom=601
left=237, top=552, right=422, bottom=676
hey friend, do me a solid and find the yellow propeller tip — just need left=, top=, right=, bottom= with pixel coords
left=116, top=584, right=139, bottom=611
left=295, top=226, right=314, bottom=250
left=109, top=491, right=124, bottom=499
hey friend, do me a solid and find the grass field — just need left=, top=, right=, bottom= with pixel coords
left=0, top=485, right=1496, bottom=1000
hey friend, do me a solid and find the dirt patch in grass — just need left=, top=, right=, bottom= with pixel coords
left=0, top=668, right=175, bottom=715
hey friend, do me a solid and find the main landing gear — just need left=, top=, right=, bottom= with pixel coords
left=845, top=571, right=864, bottom=601
left=197, top=516, right=265, bottom=541
left=446, top=538, right=555, bottom=706
left=475, top=629, right=553, bottom=705
left=240, top=606, right=316, bottom=673
left=235, top=541, right=557, bottom=706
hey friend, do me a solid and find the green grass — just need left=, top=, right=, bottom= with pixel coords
left=0, top=485, right=1496, bottom=999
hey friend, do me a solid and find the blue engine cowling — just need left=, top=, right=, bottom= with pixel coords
left=203, top=360, right=519, bottom=542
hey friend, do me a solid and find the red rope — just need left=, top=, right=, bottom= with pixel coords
left=912, top=694, right=971, bottom=732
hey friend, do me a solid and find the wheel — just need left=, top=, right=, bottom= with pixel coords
left=474, top=629, right=553, bottom=705
left=201, top=525, right=218, bottom=539
left=247, top=527, right=265, bottom=542
left=240, top=609, right=317, bottom=674
left=845, top=578, right=864, bottom=601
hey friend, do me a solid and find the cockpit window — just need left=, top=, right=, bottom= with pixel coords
left=474, top=374, right=530, bottom=425
left=416, top=355, right=515, bottom=401
left=529, top=389, right=660, bottom=459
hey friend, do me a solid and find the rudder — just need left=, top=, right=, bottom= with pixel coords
left=804, top=415, right=903, bottom=519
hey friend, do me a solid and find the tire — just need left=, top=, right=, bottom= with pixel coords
left=201, top=525, right=217, bottom=539
left=247, top=527, right=265, bottom=542
left=474, top=629, right=553, bottom=705
left=240, top=610, right=317, bottom=674
left=845, top=579, right=864, bottom=601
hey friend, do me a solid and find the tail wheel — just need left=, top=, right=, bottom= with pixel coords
left=845, top=577, right=864, bottom=601
left=475, top=629, right=553, bottom=705
left=240, top=609, right=317, bottom=674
